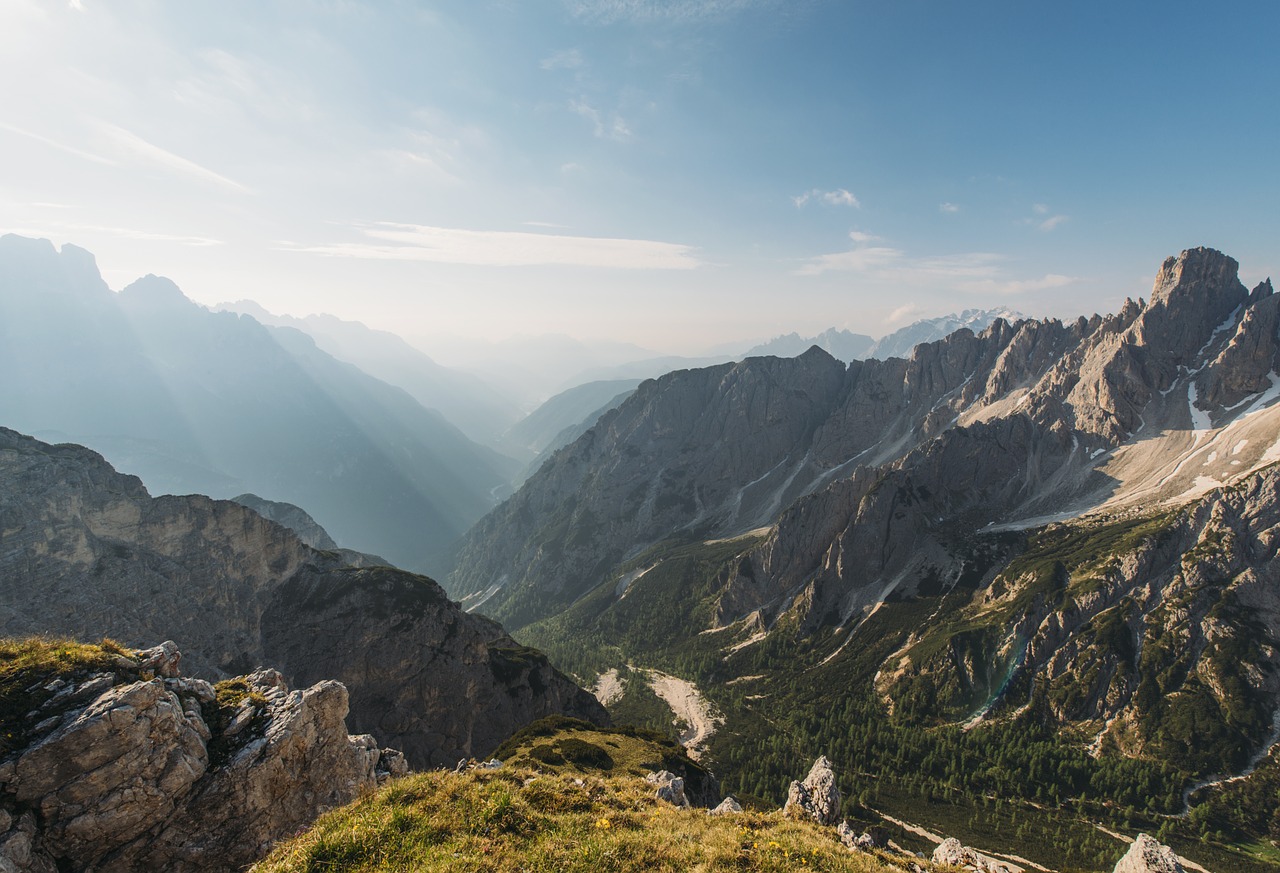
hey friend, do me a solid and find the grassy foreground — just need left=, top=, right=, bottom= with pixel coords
left=252, top=766, right=924, bottom=873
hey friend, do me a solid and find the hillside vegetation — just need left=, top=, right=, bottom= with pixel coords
left=253, top=765, right=915, bottom=873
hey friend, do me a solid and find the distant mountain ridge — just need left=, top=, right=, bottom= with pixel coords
left=743, top=309, right=1023, bottom=363
left=744, top=328, right=875, bottom=361
left=866, top=307, right=1024, bottom=359
left=216, top=300, right=522, bottom=447
left=0, top=234, right=516, bottom=574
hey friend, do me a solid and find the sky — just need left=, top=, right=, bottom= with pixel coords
left=2, top=0, right=1278, bottom=356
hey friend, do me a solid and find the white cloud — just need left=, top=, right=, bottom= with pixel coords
left=566, top=0, right=774, bottom=23
left=1038, top=214, right=1069, bottom=232
left=796, top=245, right=902, bottom=275
left=540, top=49, right=584, bottom=70
left=887, top=303, right=923, bottom=325
left=570, top=99, right=632, bottom=141
left=797, top=237, right=1076, bottom=296
left=286, top=222, right=702, bottom=270
left=9, top=220, right=221, bottom=246
left=793, top=188, right=860, bottom=208
left=939, top=202, right=959, bottom=213
left=1032, top=203, right=1049, bottom=215
left=847, top=230, right=879, bottom=243
left=97, top=123, right=253, bottom=193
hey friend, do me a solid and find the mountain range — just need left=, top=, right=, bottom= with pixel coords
left=0, top=234, right=518, bottom=575
left=448, top=247, right=1280, bottom=869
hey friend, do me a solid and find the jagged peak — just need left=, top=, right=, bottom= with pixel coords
left=1150, top=246, right=1240, bottom=304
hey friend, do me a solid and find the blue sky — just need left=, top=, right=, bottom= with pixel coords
left=2, top=0, right=1277, bottom=354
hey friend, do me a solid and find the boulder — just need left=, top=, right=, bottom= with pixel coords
left=783, top=756, right=841, bottom=825
left=709, top=796, right=743, bottom=815
left=1113, top=834, right=1185, bottom=873
left=931, top=837, right=1012, bottom=872
left=645, top=770, right=690, bottom=808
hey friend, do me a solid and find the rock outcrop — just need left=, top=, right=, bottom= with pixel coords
left=783, top=756, right=841, bottom=825
left=0, top=640, right=400, bottom=873
left=0, top=428, right=608, bottom=768
left=645, top=770, right=690, bottom=808
left=931, top=837, right=1012, bottom=872
left=1112, top=834, right=1185, bottom=873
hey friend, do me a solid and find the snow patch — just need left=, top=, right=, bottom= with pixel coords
left=1188, top=382, right=1212, bottom=440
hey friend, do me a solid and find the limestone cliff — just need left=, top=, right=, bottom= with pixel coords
left=0, top=429, right=607, bottom=768
left=0, top=639, right=405, bottom=873
left=452, top=249, right=1280, bottom=638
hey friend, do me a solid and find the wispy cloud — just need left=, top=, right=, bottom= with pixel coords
left=286, top=222, right=702, bottom=270
left=97, top=123, right=252, bottom=193
left=887, top=303, right=923, bottom=325
left=541, top=49, right=585, bottom=70
left=566, top=0, right=775, bottom=23
left=793, top=188, right=860, bottom=208
left=0, top=122, right=116, bottom=166
left=9, top=220, right=222, bottom=247
left=570, top=99, right=632, bottom=141
left=798, top=233, right=1076, bottom=295
left=939, top=202, right=960, bottom=213
left=1025, top=203, right=1068, bottom=231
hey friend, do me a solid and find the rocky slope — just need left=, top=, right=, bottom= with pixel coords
left=0, top=427, right=606, bottom=767
left=452, top=248, right=1279, bottom=867
left=0, top=234, right=517, bottom=575
left=0, top=638, right=405, bottom=873
left=451, top=249, right=1279, bottom=636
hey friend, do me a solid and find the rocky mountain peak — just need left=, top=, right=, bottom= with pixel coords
left=1149, top=246, right=1241, bottom=306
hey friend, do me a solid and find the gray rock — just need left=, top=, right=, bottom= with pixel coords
left=0, top=641, right=407, bottom=873
left=138, top=641, right=183, bottom=678
left=931, top=837, right=1011, bottom=872
left=709, top=796, right=743, bottom=815
left=783, top=756, right=841, bottom=825
left=1113, top=834, right=1185, bottom=873
left=646, top=770, right=690, bottom=808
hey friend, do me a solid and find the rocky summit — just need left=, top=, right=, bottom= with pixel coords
left=0, top=428, right=606, bottom=768
left=0, top=638, right=404, bottom=873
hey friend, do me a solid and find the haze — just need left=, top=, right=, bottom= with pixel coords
left=1, top=0, right=1278, bottom=355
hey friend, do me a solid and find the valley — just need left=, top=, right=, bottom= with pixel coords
left=453, top=248, right=1280, bottom=871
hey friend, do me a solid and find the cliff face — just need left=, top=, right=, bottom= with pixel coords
left=0, top=640, right=405, bottom=873
left=452, top=248, right=1279, bottom=640
left=0, top=429, right=606, bottom=768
